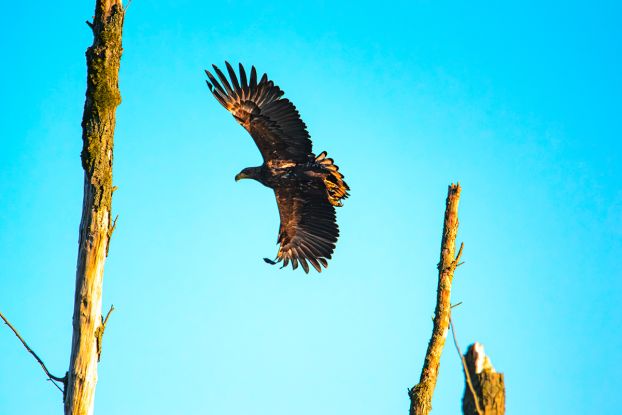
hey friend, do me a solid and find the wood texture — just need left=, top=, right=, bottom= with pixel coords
left=64, top=1, right=125, bottom=414
left=409, top=183, right=463, bottom=415
left=462, top=343, right=506, bottom=415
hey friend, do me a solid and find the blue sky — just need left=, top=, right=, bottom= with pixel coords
left=1, top=1, right=621, bottom=414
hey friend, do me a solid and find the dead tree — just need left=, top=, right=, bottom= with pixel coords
left=64, top=1, right=125, bottom=414
left=409, top=183, right=463, bottom=415
left=0, top=2, right=125, bottom=413
left=462, top=343, right=506, bottom=415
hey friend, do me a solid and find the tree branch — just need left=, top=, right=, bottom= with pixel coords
left=96, top=305, right=115, bottom=361
left=449, top=316, right=482, bottom=415
left=0, top=311, right=66, bottom=392
left=409, top=183, right=462, bottom=415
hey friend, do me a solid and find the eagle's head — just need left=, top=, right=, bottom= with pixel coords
left=235, top=166, right=261, bottom=182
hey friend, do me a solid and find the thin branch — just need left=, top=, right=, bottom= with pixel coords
left=102, top=304, right=115, bottom=327
left=48, top=378, right=65, bottom=393
left=109, top=215, right=119, bottom=237
left=0, top=310, right=65, bottom=392
left=449, top=316, right=483, bottom=415
left=453, top=242, right=464, bottom=267
left=106, top=215, right=119, bottom=256
left=96, top=305, right=115, bottom=362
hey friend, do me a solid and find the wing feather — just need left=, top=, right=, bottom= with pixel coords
left=225, top=62, right=241, bottom=95
left=272, top=182, right=339, bottom=273
left=206, top=62, right=312, bottom=162
left=249, top=66, right=258, bottom=89
left=238, top=63, right=249, bottom=98
left=212, top=64, right=235, bottom=98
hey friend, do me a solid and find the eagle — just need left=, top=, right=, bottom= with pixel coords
left=205, top=62, right=349, bottom=273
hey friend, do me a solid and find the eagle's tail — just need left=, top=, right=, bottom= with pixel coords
left=315, top=151, right=350, bottom=207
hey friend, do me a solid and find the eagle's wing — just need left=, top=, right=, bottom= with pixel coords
left=272, top=181, right=339, bottom=273
left=206, top=62, right=312, bottom=163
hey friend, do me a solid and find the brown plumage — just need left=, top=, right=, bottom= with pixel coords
left=205, top=62, right=349, bottom=273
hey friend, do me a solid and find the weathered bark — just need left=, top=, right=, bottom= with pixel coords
left=409, top=183, right=463, bottom=415
left=64, top=1, right=125, bottom=414
left=462, top=343, right=505, bottom=415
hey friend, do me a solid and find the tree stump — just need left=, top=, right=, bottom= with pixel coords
left=462, top=343, right=505, bottom=415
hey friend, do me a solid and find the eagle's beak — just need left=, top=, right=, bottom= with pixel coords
left=235, top=172, right=247, bottom=182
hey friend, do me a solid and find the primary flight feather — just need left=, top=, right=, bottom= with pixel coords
left=205, top=62, right=349, bottom=273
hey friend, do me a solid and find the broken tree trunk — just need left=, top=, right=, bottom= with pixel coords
left=409, top=183, right=463, bottom=415
left=64, top=1, right=125, bottom=414
left=462, top=343, right=505, bottom=415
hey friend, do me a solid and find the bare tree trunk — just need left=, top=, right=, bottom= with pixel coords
left=409, top=183, right=463, bottom=415
left=64, top=1, right=125, bottom=414
left=462, top=343, right=505, bottom=415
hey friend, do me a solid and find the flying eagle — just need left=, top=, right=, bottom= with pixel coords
left=205, top=62, right=349, bottom=273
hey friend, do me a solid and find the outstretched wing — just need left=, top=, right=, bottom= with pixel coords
left=206, top=62, right=312, bottom=163
left=272, top=181, right=339, bottom=273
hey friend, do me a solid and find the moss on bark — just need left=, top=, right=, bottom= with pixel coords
left=80, top=2, right=124, bottom=209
